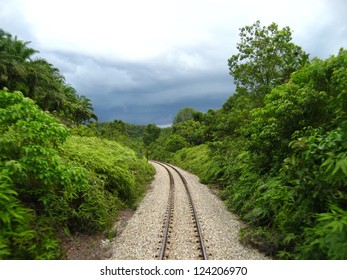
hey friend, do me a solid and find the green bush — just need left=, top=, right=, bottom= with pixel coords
left=61, top=136, right=155, bottom=207
left=0, top=90, right=154, bottom=259
left=0, top=90, right=71, bottom=258
left=299, top=205, right=347, bottom=259
left=171, top=144, right=219, bottom=184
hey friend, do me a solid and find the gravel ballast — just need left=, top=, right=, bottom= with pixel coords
left=109, top=162, right=268, bottom=260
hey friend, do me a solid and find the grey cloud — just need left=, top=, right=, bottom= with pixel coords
left=96, top=91, right=230, bottom=125
left=91, top=65, right=234, bottom=124
left=41, top=48, right=234, bottom=124
left=2, top=0, right=345, bottom=126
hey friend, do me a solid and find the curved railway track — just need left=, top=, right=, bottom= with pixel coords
left=153, top=161, right=208, bottom=260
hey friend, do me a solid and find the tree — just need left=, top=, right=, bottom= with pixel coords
left=173, top=107, right=198, bottom=125
left=143, top=124, right=161, bottom=147
left=26, top=58, right=65, bottom=110
left=164, top=134, right=189, bottom=153
left=73, top=95, right=98, bottom=124
left=95, top=120, right=128, bottom=143
left=228, top=21, right=308, bottom=97
left=173, top=119, right=205, bottom=145
left=0, top=29, right=37, bottom=91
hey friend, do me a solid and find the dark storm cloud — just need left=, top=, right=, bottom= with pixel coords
left=42, top=49, right=234, bottom=125
left=96, top=91, right=229, bottom=125
left=100, top=75, right=234, bottom=125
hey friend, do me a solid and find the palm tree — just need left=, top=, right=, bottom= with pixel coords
left=74, top=95, right=98, bottom=124
left=1, top=29, right=98, bottom=125
left=0, top=29, right=37, bottom=90
left=27, top=58, right=65, bottom=110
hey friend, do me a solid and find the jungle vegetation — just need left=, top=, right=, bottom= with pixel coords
left=147, top=21, right=347, bottom=259
left=0, top=30, right=154, bottom=259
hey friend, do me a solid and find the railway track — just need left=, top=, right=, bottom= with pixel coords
left=153, top=161, right=208, bottom=260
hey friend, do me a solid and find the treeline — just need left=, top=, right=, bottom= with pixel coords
left=0, top=30, right=154, bottom=259
left=148, top=21, right=347, bottom=259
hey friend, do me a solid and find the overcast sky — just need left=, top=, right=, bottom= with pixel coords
left=1, top=0, right=346, bottom=125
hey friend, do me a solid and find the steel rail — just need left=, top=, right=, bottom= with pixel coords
left=166, top=163, right=208, bottom=260
left=153, top=160, right=208, bottom=260
left=153, top=161, right=174, bottom=260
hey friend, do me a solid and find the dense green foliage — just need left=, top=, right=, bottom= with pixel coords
left=0, top=89, right=154, bottom=259
left=219, top=50, right=347, bottom=259
left=62, top=136, right=154, bottom=207
left=151, top=21, right=347, bottom=259
left=143, top=124, right=161, bottom=147
left=171, top=144, right=219, bottom=184
left=1, top=90, right=68, bottom=259
left=0, top=29, right=154, bottom=260
left=173, top=107, right=199, bottom=124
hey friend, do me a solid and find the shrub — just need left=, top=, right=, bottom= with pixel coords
left=61, top=136, right=155, bottom=207
left=0, top=90, right=70, bottom=258
left=299, top=205, right=347, bottom=259
left=171, top=144, right=219, bottom=184
left=0, top=90, right=154, bottom=259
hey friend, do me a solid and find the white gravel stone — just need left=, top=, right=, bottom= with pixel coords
left=109, top=163, right=169, bottom=259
